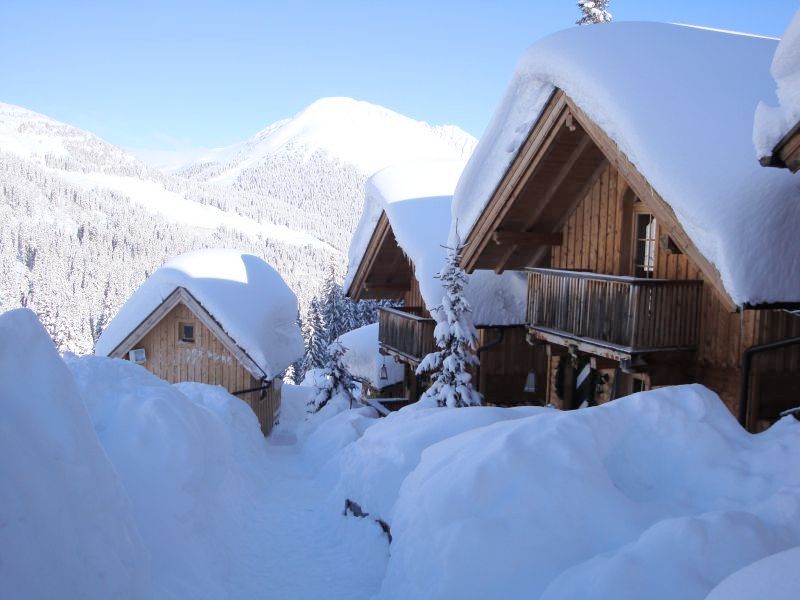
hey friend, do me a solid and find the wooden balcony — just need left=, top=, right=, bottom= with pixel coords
left=378, top=307, right=436, bottom=364
left=527, top=268, right=702, bottom=357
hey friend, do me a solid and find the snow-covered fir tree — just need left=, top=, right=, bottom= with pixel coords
left=307, top=341, right=359, bottom=413
left=416, top=240, right=482, bottom=408
left=576, top=0, right=612, bottom=25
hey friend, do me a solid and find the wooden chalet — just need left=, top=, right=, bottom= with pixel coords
left=96, top=250, right=304, bottom=435
left=345, top=162, right=545, bottom=407
left=458, top=86, right=800, bottom=431
left=454, top=24, right=800, bottom=431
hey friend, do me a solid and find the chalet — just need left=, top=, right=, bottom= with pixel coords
left=451, top=23, right=800, bottom=431
left=338, top=323, right=405, bottom=403
left=345, top=159, right=545, bottom=407
left=95, top=249, right=304, bottom=435
left=757, top=10, right=800, bottom=172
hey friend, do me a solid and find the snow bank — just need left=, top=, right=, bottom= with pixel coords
left=754, top=10, right=800, bottom=158
left=65, top=355, right=269, bottom=599
left=337, top=323, right=404, bottom=389
left=334, top=405, right=549, bottom=524
left=0, top=309, right=150, bottom=599
left=453, top=22, right=800, bottom=305
left=95, top=248, right=304, bottom=378
left=378, top=385, right=800, bottom=599
left=346, top=160, right=528, bottom=324
left=705, top=545, right=800, bottom=600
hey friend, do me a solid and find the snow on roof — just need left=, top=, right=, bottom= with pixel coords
left=95, top=249, right=304, bottom=379
left=754, top=10, right=800, bottom=157
left=345, top=160, right=528, bottom=325
left=452, top=22, right=800, bottom=306
left=337, top=323, right=404, bottom=390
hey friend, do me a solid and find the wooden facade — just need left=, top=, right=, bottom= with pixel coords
left=347, top=211, right=544, bottom=407
left=106, top=287, right=281, bottom=435
left=460, top=89, right=800, bottom=430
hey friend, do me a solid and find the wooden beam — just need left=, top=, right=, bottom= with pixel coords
left=492, top=231, right=562, bottom=247
left=496, top=131, right=593, bottom=272
left=364, top=282, right=410, bottom=292
left=461, top=90, right=569, bottom=272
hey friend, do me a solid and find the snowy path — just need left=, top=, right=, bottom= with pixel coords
left=227, top=442, right=389, bottom=599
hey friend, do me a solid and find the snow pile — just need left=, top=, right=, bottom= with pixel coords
left=705, top=545, right=800, bottom=600
left=754, top=9, right=800, bottom=158
left=452, top=22, right=800, bottom=305
left=95, top=248, right=304, bottom=378
left=378, top=385, right=800, bottom=599
left=0, top=309, right=150, bottom=599
left=338, top=323, right=404, bottom=389
left=333, top=405, right=547, bottom=524
left=345, top=160, right=528, bottom=324
left=65, top=355, right=270, bottom=599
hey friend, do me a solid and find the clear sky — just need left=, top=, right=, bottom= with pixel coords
left=1, top=0, right=797, bottom=153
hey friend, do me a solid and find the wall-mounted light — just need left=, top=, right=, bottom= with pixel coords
left=523, top=370, right=537, bottom=393
left=380, top=359, right=388, bottom=381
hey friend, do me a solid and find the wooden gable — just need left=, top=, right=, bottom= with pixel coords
left=460, top=89, right=736, bottom=311
left=346, top=211, right=415, bottom=303
left=106, top=287, right=266, bottom=381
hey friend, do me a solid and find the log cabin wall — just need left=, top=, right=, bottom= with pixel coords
left=543, top=162, right=799, bottom=418
left=478, top=326, right=546, bottom=406
left=128, top=301, right=279, bottom=435
left=403, top=276, right=426, bottom=313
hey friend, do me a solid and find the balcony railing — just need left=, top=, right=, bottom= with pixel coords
left=378, top=307, right=436, bottom=363
left=527, top=268, right=702, bottom=353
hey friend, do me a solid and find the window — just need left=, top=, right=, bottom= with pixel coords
left=633, top=213, right=657, bottom=278
left=179, top=322, right=195, bottom=343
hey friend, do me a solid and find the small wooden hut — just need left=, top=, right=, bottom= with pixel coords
left=450, top=23, right=800, bottom=431
left=345, top=160, right=546, bottom=407
left=95, top=249, right=304, bottom=435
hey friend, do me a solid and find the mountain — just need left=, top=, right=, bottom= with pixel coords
left=0, top=98, right=476, bottom=354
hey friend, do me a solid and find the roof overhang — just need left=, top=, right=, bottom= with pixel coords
left=760, top=120, right=800, bottom=172
left=460, top=88, right=738, bottom=312
left=345, top=211, right=415, bottom=302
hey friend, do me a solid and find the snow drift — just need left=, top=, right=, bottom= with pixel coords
left=95, top=248, right=304, bottom=379
left=0, top=309, right=150, bottom=599
left=376, top=385, right=800, bottom=599
left=337, top=323, right=404, bottom=390
left=452, top=22, right=800, bottom=305
left=65, top=355, right=270, bottom=599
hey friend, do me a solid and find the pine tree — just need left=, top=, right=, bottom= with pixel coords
left=415, top=240, right=482, bottom=408
left=576, top=0, right=612, bottom=25
left=307, top=341, right=359, bottom=413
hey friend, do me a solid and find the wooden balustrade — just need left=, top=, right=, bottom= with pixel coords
left=378, top=307, right=437, bottom=363
left=527, top=268, right=702, bottom=353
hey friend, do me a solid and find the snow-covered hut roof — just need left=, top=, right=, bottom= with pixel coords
left=95, top=249, right=304, bottom=379
left=337, top=323, right=404, bottom=390
left=755, top=10, right=800, bottom=160
left=451, top=22, right=800, bottom=306
left=345, top=160, right=528, bottom=325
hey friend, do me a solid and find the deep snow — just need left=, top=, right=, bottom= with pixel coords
left=4, top=308, right=800, bottom=598
left=452, top=22, right=800, bottom=305
left=337, top=323, right=404, bottom=390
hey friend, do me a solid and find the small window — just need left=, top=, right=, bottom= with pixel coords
left=179, top=322, right=195, bottom=343
left=634, top=213, right=657, bottom=278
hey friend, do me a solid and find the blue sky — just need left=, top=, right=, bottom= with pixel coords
left=1, top=0, right=797, bottom=152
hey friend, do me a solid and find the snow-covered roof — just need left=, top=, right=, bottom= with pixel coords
left=452, top=22, right=800, bottom=306
left=95, top=249, right=304, bottom=379
left=337, top=324, right=404, bottom=390
left=755, top=10, right=800, bottom=158
left=345, top=160, right=528, bottom=325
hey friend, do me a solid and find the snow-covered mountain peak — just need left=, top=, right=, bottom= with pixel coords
left=178, top=96, right=477, bottom=182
